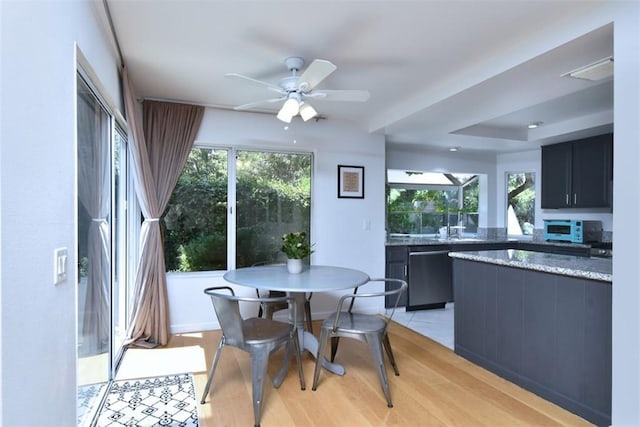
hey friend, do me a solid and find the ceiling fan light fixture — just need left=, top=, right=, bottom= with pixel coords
left=282, top=97, right=300, bottom=116
left=299, top=102, right=318, bottom=121
left=276, top=108, right=293, bottom=123
left=277, top=96, right=300, bottom=122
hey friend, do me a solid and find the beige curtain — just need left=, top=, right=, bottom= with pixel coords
left=123, top=67, right=204, bottom=347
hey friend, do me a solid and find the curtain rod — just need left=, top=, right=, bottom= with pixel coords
left=102, top=0, right=124, bottom=69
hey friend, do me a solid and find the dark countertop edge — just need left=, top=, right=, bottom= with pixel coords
left=385, top=238, right=591, bottom=248
left=449, top=250, right=612, bottom=283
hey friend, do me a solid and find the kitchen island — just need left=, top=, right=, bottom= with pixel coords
left=450, top=249, right=611, bottom=426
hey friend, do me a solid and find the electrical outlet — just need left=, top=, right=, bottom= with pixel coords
left=54, top=247, right=68, bottom=285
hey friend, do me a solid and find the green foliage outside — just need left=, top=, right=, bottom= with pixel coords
left=387, top=179, right=479, bottom=234
left=162, top=148, right=228, bottom=271
left=162, top=148, right=311, bottom=272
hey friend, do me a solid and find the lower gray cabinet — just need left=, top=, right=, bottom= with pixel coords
left=453, top=259, right=611, bottom=426
left=385, top=246, right=408, bottom=307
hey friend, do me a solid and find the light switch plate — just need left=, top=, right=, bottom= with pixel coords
left=54, top=247, right=68, bottom=285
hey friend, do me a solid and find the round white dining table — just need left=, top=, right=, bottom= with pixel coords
left=223, top=264, right=370, bottom=375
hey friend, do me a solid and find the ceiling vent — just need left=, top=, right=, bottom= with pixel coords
left=562, top=57, right=613, bottom=81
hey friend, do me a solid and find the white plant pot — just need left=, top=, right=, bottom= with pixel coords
left=287, top=258, right=303, bottom=274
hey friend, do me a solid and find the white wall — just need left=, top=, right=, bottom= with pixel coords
left=167, top=109, right=386, bottom=332
left=496, top=149, right=614, bottom=233
left=0, top=2, right=120, bottom=426
left=609, top=3, right=640, bottom=425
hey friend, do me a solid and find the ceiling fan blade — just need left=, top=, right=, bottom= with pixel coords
left=225, top=73, right=283, bottom=94
left=233, top=97, right=285, bottom=111
left=306, top=89, right=370, bottom=102
left=298, top=59, right=337, bottom=91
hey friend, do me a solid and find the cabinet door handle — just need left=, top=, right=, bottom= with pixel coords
left=566, top=194, right=569, bottom=205
left=574, top=193, right=577, bottom=204
left=404, top=264, right=407, bottom=278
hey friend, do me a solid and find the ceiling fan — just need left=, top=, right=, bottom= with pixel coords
left=226, top=56, right=370, bottom=123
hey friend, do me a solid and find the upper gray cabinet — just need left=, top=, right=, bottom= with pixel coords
left=541, top=133, right=613, bottom=209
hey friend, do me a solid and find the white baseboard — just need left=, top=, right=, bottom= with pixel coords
left=169, top=321, right=219, bottom=334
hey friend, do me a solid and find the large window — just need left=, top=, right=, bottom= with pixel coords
left=163, top=148, right=312, bottom=272
left=506, top=172, right=535, bottom=236
left=163, top=148, right=229, bottom=271
left=386, top=170, right=479, bottom=237
left=235, top=151, right=312, bottom=267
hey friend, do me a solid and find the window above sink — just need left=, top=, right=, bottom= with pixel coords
left=386, top=169, right=479, bottom=238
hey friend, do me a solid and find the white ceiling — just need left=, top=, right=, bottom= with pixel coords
left=106, top=1, right=613, bottom=154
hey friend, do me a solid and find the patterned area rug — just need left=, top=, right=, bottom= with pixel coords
left=94, top=373, right=199, bottom=426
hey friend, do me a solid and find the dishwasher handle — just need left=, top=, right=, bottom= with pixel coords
left=409, top=250, right=450, bottom=256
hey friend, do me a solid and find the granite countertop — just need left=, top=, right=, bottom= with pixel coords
left=385, top=236, right=512, bottom=246
left=449, top=249, right=612, bottom=282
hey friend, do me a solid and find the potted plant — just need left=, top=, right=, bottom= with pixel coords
left=281, top=231, right=314, bottom=274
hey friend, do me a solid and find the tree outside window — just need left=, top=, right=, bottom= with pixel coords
left=507, top=172, right=535, bottom=236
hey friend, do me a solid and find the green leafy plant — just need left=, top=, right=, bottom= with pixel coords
left=281, top=231, right=314, bottom=259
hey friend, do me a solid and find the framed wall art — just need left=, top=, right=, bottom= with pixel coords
left=337, top=165, right=364, bottom=199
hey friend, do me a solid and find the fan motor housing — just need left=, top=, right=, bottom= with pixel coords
left=279, top=76, right=300, bottom=92
left=284, top=56, right=305, bottom=72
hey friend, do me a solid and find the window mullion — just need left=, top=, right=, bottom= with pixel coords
left=227, top=148, right=237, bottom=271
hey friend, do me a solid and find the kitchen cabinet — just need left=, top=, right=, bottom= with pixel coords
left=453, top=258, right=611, bottom=426
left=385, top=241, right=515, bottom=309
left=541, top=133, right=613, bottom=209
left=384, top=245, right=408, bottom=307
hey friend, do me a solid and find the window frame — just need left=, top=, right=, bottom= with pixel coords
left=166, top=144, right=314, bottom=273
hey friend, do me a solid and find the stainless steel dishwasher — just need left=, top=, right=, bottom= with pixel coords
left=407, top=248, right=452, bottom=310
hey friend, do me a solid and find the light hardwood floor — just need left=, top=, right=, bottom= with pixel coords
left=117, top=321, right=593, bottom=426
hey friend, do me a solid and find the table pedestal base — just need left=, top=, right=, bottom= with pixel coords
left=291, top=293, right=345, bottom=376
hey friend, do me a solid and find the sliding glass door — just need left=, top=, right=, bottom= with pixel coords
left=77, top=74, right=112, bottom=385
left=76, top=72, right=132, bottom=424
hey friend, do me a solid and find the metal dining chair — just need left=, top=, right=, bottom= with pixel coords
left=311, top=278, right=408, bottom=408
left=200, top=286, right=306, bottom=427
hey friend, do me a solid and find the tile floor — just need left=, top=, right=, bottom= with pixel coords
left=389, top=302, right=454, bottom=350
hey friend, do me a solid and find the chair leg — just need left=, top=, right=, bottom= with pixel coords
left=367, top=333, right=393, bottom=408
left=273, top=341, right=291, bottom=388
left=382, top=332, right=400, bottom=376
left=251, top=349, right=271, bottom=427
left=304, top=300, right=313, bottom=333
left=312, top=328, right=330, bottom=391
left=330, top=337, right=340, bottom=362
left=200, top=337, right=224, bottom=404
